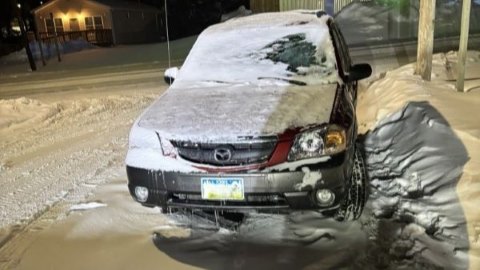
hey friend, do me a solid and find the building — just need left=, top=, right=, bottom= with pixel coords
left=32, top=0, right=164, bottom=45
left=249, top=0, right=369, bottom=15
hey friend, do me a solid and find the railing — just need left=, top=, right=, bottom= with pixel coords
left=38, top=29, right=113, bottom=46
left=276, top=0, right=373, bottom=14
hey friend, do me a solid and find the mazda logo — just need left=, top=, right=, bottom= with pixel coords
left=214, top=148, right=232, bottom=162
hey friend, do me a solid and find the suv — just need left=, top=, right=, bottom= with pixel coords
left=126, top=11, right=371, bottom=221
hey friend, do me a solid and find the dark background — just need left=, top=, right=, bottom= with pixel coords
left=0, top=0, right=249, bottom=55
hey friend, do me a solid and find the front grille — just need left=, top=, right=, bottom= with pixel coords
left=172, top=137, right=277, bottom=166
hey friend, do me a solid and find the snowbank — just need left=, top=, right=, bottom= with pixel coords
left=358, top=51, right=480, bottom=269
left=358, top=51, right=480, bottom=133
left=0, top=39, right=95, bottom=65
left=0, top=97, right=61, bottom=130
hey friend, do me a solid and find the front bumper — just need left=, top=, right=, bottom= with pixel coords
left=126, top=152, right=352, bottom=212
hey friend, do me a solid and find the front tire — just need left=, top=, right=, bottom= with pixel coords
left=335, top=146, right=367, bottom=221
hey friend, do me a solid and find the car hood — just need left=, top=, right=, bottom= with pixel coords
left=138, top=81, right=338, bottom=142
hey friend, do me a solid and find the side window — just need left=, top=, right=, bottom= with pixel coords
left=329, top=21, right=351, bottom=77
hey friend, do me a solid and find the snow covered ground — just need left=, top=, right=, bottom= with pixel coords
left=0, top=36, right=479, bottom=269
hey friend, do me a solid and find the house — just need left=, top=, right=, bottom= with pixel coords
left=32, top=0, right=164, bottom=45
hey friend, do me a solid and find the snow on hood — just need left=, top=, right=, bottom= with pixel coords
left=138, top=11, right=339, bottom=142
left=138, top=82, right=337, bottom=142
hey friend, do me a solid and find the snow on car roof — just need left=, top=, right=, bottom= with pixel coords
left=175, top=11, right=337, bottom=85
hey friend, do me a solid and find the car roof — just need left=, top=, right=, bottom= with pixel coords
left=174, top=11, right=337, bottom=85
left=205, top=10, right=330, bottom=33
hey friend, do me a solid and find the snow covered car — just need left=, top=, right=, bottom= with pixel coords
left=126, top=11, right=372, bottom=220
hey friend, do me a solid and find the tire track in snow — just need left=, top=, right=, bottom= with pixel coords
left=0, top=90, right=162, bottom=251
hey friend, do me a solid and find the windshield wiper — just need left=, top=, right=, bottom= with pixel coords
left=258, top=77, right=307, bottom=86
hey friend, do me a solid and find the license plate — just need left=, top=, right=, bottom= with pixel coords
left=201, top=178, right=244, bottom=201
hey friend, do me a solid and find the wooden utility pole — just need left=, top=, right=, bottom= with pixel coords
left=456, top=0, right=472, bottom=92
left=415, top=0, right=436, bottom=81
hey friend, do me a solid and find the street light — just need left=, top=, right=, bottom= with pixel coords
left=17, top=3, right=21, bottom=9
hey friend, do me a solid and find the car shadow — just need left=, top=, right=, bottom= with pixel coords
left=152, top=101, right=469, bottom=270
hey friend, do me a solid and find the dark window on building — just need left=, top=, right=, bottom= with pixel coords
left=45, top=18, right=63, bottom=34
left=45, top=18, right=54, bottom=33
left=85, top=17, right=94, bottom=30
left=85, top=16, right=104, bottom=30
left=54, top=18, right=63, bottom=33
left=93, top=16, right=103, bottom=29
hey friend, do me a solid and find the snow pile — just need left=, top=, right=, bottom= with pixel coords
left=357, top=52, right=474, bottom=133
left=357, top=51, right=480, bottom=268
left=362, top=102, right=469, bottom=269
left=70, top=202, right=107, bottom=211
left=0, top=39, right=95, bottom=65
left=0, top=95, right=153, bottom=134
left=0, top=97, right=61, bottom=130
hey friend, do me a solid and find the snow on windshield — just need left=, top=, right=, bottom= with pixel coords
left=175, top=11, right=337, bottom=86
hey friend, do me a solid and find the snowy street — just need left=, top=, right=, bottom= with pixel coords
left=1, top=37, right=480, bottom=270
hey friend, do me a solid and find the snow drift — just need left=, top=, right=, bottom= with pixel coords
left=0, top=39, right=95, bottom=65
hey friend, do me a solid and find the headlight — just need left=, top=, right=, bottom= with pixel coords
left=288, top=125, right=346, bottom=161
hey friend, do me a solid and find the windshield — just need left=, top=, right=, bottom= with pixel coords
left=175, top=13, right=338, bottom=86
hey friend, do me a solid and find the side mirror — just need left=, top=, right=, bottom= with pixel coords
left=164, top=67, right=179, bottom=85
left=347, top=63, right=372, bottom=82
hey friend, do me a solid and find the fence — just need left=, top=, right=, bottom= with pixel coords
left=38, top=29, right=113, bottom=46
left=250, top=0, right=373, bottom=14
